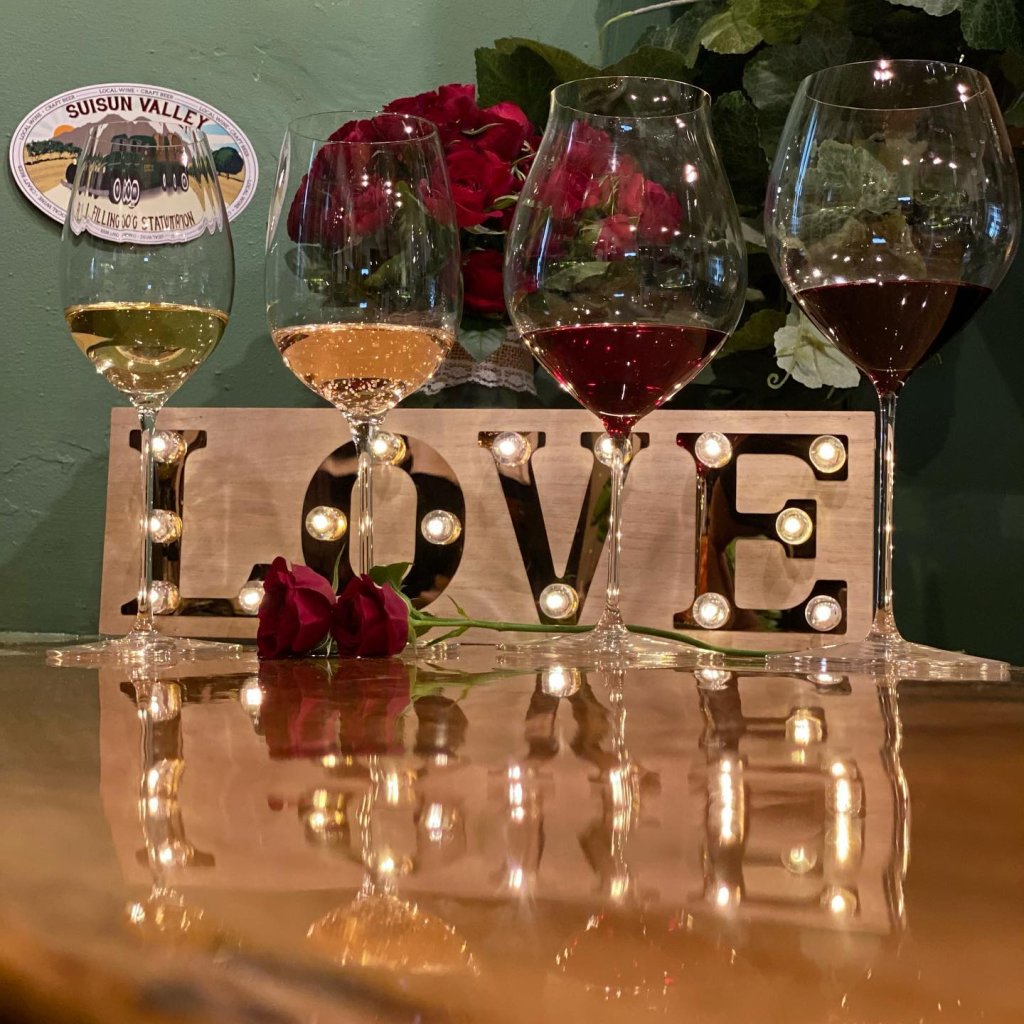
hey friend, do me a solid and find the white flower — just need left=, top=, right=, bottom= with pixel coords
left=772, top=309, right=860, bottom=390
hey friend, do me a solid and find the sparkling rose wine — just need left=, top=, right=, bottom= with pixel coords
left=272, top=322, right=454, bottom=419
left=796, top=280, right=992, bottom=394
left=65, top=301, right=229, bottom=403
left=524, top=322, right=727, bottom=435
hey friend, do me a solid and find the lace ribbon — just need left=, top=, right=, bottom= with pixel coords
left=421, top=329, right=537, bottom=395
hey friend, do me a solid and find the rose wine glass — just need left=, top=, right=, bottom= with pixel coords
left=504, top=77, right=746, bottom=665
left=765, top=60, right=1020, bottom=677
left=266, top=112, right=460, bottom=576
left=51, top=121, right=237, bottom=666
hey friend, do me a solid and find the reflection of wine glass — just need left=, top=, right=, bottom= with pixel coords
left=504, top=77, right=746, bottom=666
left=266, top=112, right=461, bottom=577
left=52, top=122, right=237, bottom=666
left=764, top=60, right=1020, bottom=677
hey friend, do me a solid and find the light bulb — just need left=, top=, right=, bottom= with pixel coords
left=822, top=886, right=857, bottom=916
left=695, top=667, right=732, bottom=690
left=786, top=709, right=824, bottom=746
left=776, top=507, right=814, bottom=545
left=539, top=583, right=579, bottom=620
left=692, top=592, right=731, bottom=630
left=809, top=434, right=847, bottom=473
left=490, top=431, right=531, bottom=467
left=147, top=509, right=182, bottom=544
left=305, top=505, right=347, bottom=542
left=148, top=581, right=180, bottom=615
left=541, top=665, right=582, bottom=698
left=805, top=595, right=843, bottom=632
left=237, top=581, right=264, bottom=615
left=239, top=676, right=263, bottom=711
left=371, top=431, right=407, bottom=464
left=592, top=433, right=633, bottom=467
left=828, top=775, right=863, bottom=815
left=150, top=431, right=186, bottom=464
left=783, top=844, right=818, bottom=874
left=694, top=431, right=732, bottom=469
left=420, top=510, right=462, bottom=545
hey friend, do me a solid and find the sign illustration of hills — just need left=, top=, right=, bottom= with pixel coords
left=10, top=84, right=258, bottom=225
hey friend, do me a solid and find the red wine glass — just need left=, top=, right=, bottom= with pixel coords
left=765, top=60, right=1020, bottom=677
left=504, top=77, right=747, bottom=665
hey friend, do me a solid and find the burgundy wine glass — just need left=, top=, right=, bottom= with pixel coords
left=765, top=60, right=1020, bottom=677
left=504, top=77, right=747, bottom=665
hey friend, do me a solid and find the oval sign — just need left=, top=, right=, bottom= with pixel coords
left=9, top=82, right=258, bottom=228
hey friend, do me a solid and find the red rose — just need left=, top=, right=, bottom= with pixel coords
left=257, top=557, right=337, bottom=659
left=638, top=180, right=682, bottom=243
left=446, top=145, right=515, bottom=229
left=594, top=214, right=637, bottom=259
left=614, top=172, right=647, bottom=218
left=463, top=249, right=506, bottom=316
left=537, top=164, right=593, bottom=220
left=331, top=575, right=409, bottom=658
left=386, top=84, right=483, bottom=144
left=479, top=101, right=539, bottom=160
left=565, top=123, right=613, bottom=174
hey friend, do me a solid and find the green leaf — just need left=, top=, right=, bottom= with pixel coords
left=601, top=44, right=696, bottom=80
left=368, top=562, right=411, bottom=591
left=643, top=2, right=725, bottom=64
left=711, top=90, right=766, bottom=216
left=541, top=260, right=614, bottom=292
left=743, top=0, right=824, bottom=44
left=961, top=0, right=1024, bottom=51
left=700, top=6, right=764, bottom=52
left=459, top=326, right=507, bottom=361
left=718, top=307, right=788, bottom=355
left=887, top=0, right=960, bottom=15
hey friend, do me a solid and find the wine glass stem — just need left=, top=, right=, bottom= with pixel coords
left=873, top=392, right=899, bottom=637
left=350, top=418, right=380, bottom=576
left=598, top=436, right=629, bottom=632
left=133, top=409, right=158, bottom=637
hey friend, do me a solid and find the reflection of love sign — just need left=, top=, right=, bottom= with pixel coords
left=9, top=82, right=258, bottom=227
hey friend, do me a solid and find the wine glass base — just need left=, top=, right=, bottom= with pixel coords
left=497, top=626, right=720, bottom=670
left=766, top=633, right=1009, bottom=681
left=47, top=633, right=243, bottom=667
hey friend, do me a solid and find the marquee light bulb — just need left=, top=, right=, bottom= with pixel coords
left=305, top=505, right=347, bottom=542
left=805, top=595, right=843, bottom=632
left=694, top=431, right=732, bottom=469
left=421, top=510, right=462, bottom=545
left=776, top=507, right=814, bottom=545
left=822, top=886, right=858, bottom=916
left=491, top=431, right=531, bottom=467
left=809, top=434, right=847, bottom=473
left=783, top=844, right=818, bottom=875
left=237, top=580, right=264, bottom=615
left=147, top=509, right=182, bottom=544
left=695, top=667, right=732, bottom=690
left=539, top=583, right=579, bottom=620
left=239, top=676, right=264, bottom=711
left=593, top=433, right=633, bottom=467
left=151, top=431, right=186, bottom=464
left=692, top=592, right=731, bottom=630
left=148, top=581, right=180, bottom=615
left=371, top=431, right=407, bottom=465
left=786, top=708, right=824, bottom=746
left=541, top=664, right=582, bottom=698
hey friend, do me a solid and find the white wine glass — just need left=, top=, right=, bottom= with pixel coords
left=52, top=120, right=237, bottom=665
left=266, top=111, right=461, bottom=576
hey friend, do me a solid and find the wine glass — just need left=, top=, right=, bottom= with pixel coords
left=51, top=121, right=237, bottom=666
left=266, top=112, right=460, bottom=577
left=504, top=77, right=747, bottom=665
left=764, top=60, right=1020, bottom=677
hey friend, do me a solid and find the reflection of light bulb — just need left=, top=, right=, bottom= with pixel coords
left=809, top=435, right=847, bottom=473
left=783, top=844, right=818, bottom=874
left=237, top=581, right=264, bottom=615
left=695, top=667, right=732, bottom=690
left=822, top=886, right=858, bottom=916
left=828, top=813, right=859, bottom=865
left=805, top=595, right=843, bottom=632
left=151, top=431, right=186, bottom=464
left=148, top=509, right=182, bottom=544
left=692, top=592, right=731, bottom=629
left=714, top=883, right=741, bottom=908
left=694, top=432, right=732, bottom=469
left=149, top=581, right=180, bottom=615
left=420, top=510, right=462, bottom=545
left=371, top=431, right=407, bottom=464
left=541, top=664, right=582, bottom=698
left=828, top=775, right=863, bottom=815
left=539, top=583, right=579, bottom=620
left=240, top=676, right=263, bottom=711
left=776, top=507, right=813, bottom=545
left=786, top=709, right=824, bottom=746
left=490, top=432, right=531, bottom=467
left=811, top=672, right=844, bottom=687
left=305, top=505, right=348, bottom=541
left=593, top=433, right=633, bottom=466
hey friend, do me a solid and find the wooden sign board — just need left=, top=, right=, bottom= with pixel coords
left=100, top=408, right=875, bottom=651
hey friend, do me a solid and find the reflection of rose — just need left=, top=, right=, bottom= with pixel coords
left=331, top=576, right=409, bottom=658
left=257, top=558, right=337, bottom=659
left=446, top=146, right=515, bottom=229
left=463, top=248, right=506, bottom=315
left=638, top=181, right=681, bottom=242
left=594, top=214, right=636, bottom=259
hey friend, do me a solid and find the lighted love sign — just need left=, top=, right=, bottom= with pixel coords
left=98, top=408, right=875, bottom=651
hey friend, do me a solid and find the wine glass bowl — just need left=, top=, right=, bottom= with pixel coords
left=504, top=77, right=746, bottom=664
left=51, top=121, right=236, bottom=666
left=764, top=60, right=1020, bottom=676
left=266, top=112, right=461, bottom=576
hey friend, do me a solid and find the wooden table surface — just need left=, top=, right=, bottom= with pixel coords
left=0, top=641, right=1021, bottom=1023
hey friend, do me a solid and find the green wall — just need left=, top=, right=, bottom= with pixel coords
left=2, top=0, right=1022, bottom=664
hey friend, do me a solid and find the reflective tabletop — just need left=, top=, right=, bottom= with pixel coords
left=0, top=644, right=1021, bottom=1022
